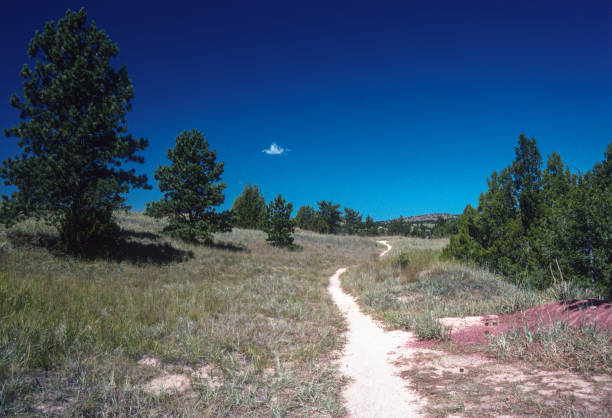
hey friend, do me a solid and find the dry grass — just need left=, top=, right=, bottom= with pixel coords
left=489, top=319, right=612, bottom=374
left=342, top=240, right=546, bottom=340
left=377, top=236, right=449, bottom=258
left=0, top=212, right=376, bottom=416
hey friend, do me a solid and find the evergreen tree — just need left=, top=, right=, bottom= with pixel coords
left=433, top=216, right=460, bottom=237
left=474, top=168, right=526, bottom=276
left=312, top=218, right=331, bottom=234
left=343, top=207, right=362, bottom=235
left=316, top=200, right=342, bottom=234
left=145, top=130, right=231, bottom=242
left=541, top=151, right=573, bottom=204
left=295, top=205, right=316, bottom=230
left=364, top=215, right=378, bottom=236
left=434, top=216, right=446, bottom=233
left=443, top=205, right=482, bottom=262
left=532, top=151, right=575, bottom=286
left=512, top=134, right=543, bottom=231
left=231, top=184, right=266, bottom=229
left=388, top=215, right=405, bottom=235
left=0, top=8, right=149, bottom=255
left=589, top=143, right=612, bottom=295
left=444, top=135, right=612, bottom=294
left=542, top=145, right=612, bottom=294
left=265, top=194, right=294, bottom=247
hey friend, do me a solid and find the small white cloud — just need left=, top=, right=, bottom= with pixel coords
left=262, top=142, right=287, bottom=155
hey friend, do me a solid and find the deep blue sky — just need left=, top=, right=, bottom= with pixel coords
left=1, top=1, right=611, bottom=220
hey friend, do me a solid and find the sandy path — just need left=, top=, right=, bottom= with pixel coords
left=376, top=240, right=392, bottom=257
left=328, top=241, right=423, bottom=417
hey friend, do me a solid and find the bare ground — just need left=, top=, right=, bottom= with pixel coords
left=394, top=346, right=612, bottom=417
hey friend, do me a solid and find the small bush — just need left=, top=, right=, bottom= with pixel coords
left=390, top=250, right=438, bottom=284
left=413, top=311, right=451, bottom=341
left=393, top=253, right=411, bottom=270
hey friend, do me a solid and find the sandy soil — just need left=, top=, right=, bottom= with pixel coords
left=328, top=241, right=425, bottom=417
left=394, top=346, right=612, bottom=416
left=140, top=356, right=223, bottom=396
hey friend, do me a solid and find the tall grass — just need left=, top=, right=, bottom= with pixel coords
left=490, top=319, right=612, bottom=373
left=0, top=214, right=376, bottom=416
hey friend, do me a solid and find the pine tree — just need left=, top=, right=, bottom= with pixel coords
left=316, top=200, right=342, bottom=234
left=541, top=151, right=573, bottom=204
left=364, top=215, right=378, bottom=236
left=512, top=133, right=543, bottom=232
left=231, top=184, right=267, bottom=229
left=343, top=207, right=362, bottom=235
left=474, top=168, right=525, bottom=276
left=388, top=215, right=405, bottom=235
left=546, top=144, right=612, bottom=294
left=532, top=151, right=575, bottom=286
left=443, top=204, right=482, bottom=262
left=265, top=194, right=295, bottom=247
left=589, top=143, right=612, bottom=295
left=295, top=205, right=317, bottom=230
left=433, top=216, right=460, bottom=237
left=444, top=135, right=612, bottom=294
left=0, top=8, right=149, bottom=255
left=145, top=130, right=231, bottom=242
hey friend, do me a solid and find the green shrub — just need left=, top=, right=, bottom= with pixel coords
left=413, top=311, right=451, bottom=341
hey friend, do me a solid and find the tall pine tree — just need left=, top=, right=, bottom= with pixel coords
left=146, top=130, right=231, bottom=243
left=295, top=205, right=316, bottom=230
left=0, top=8, right=149, bottom=255
left=512, top=134, right=543, bottom=232
left=343, top=207, right=362, bottom=235
left=316, top=200, right=342, bottom=234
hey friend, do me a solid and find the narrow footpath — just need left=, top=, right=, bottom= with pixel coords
left=327, top=240, right=423, bottom=418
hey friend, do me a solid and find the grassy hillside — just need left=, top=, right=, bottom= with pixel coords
left=342, top=239, right=612, bottom=374
left=0, top=212, right=377, bottom=416
left=342, top=238, right=545, bottom=339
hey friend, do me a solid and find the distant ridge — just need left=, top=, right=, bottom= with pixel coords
left=377, top=213, right=459, bottom=227
left=401, top=213, right=459, bottom=223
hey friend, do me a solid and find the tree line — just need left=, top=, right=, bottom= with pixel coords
left=232, top=187, right=382, bottom=237
left=294, top=202, right=379, bottom=236
left=382, top=215, right=460, bottom=238
left=443, top=134, right=612, bottom=297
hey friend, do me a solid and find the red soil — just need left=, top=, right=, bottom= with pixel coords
left=448, top=299, right=612, bottom=347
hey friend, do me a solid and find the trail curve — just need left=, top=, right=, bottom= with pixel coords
left=327, top=241, right=423, bottom=417
left=376, top=240, right=392, bottom=257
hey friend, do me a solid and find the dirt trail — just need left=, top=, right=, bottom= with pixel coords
left=376, top=240, right=392, bottom=257
left=328, top=240, right=423, bottom=417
